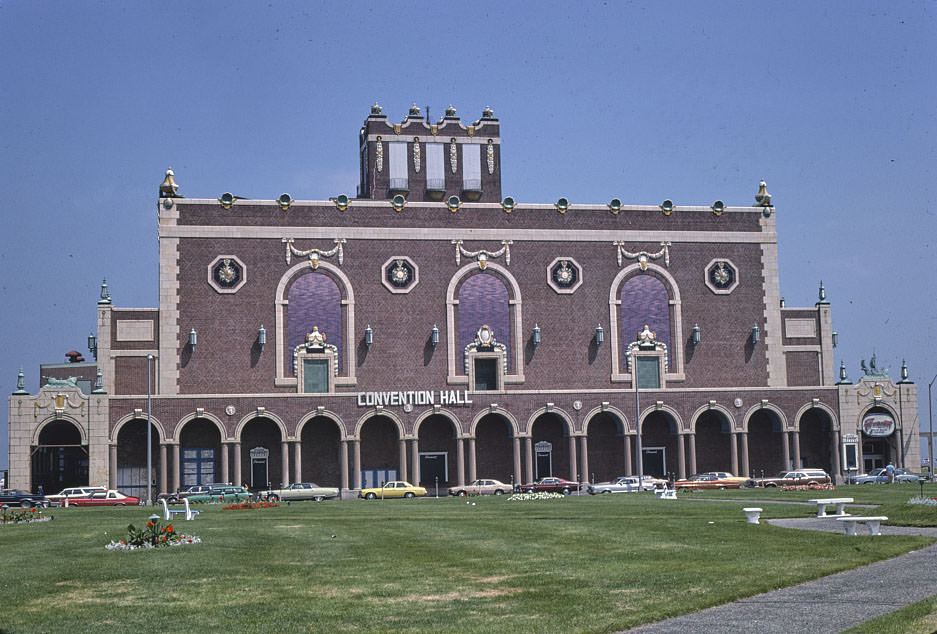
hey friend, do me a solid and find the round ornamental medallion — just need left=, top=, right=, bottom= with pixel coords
left=381, top=256, right=419, bottom=294
left=208, top=255, right=247, bottom=293
left=705, top=259, right=738, bottom=294
left=547, top=257, right=583, bottom=294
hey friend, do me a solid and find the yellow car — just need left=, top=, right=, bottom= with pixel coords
left=359, top=480, right=427, bottom=499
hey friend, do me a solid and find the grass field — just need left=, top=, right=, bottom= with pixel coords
left=1, top=492, right=934, bottom=633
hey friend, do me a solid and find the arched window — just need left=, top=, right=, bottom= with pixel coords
left=458, top=273, right=511, bottom=371
left=288, top=272, right=342, bottom=373
left=620, top=275, right=671, bottom=353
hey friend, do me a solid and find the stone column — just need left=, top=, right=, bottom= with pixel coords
left=171, top=443, right=180, bottom=492
left=729, top=431, right=739, bottom=476
left=624, top=435, right=632, bottom=476
left=159, top=444, right=168, bottom=496
left=579, top=435, right=590, bottom=484
left=410, top=438, right=420, bottom=486
left=468, top=437, right=477, bottom=483
left=353, top=440, right=361, bottom=489
left=280, top=441, right=289, bottom=487
left=739, top=432, right=750, bottom=478
left=688, top=433, right=697, bottom=476
left=569, top=435, right=578, bottom=482
left=782, top=430, right=791, bottom=472
left=293, top=441, right=302, bottom=484
left=792, top=430, right=801, bottom=470
left=524, top=436, right=534, bottom=483
left=398, top=439, right=408, bottom=482
left=234, top=443, right=242, bottom=488
left=340, top=440, right=349, bottom=491
left=896, top=428, right=905, bottom=468
left=456, top=437, right=465, bottom=486
left=677, top=434, right=686, bottom=480
left=831, top=430, right=842, bottom=481
left=108, top=444, right=118, bottom=490
left=513, top=436, right=522, bottom=489
left=221, top=443, right=230, bottom=484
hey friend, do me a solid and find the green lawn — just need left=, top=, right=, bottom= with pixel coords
left=0, top=494, right=932, bottom=634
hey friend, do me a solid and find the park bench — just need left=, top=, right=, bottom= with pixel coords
left=160, top=497, right=200, bottom=521
left=742, top=507, right=763, bottom=524
left=837, top=515, right=888, bottom=536
left=654, top=488, right=677, bottom=500
left=807, top=497, right=853, bottom=518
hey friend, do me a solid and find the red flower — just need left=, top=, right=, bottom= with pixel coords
left=166, top=525, right=173, bottom=532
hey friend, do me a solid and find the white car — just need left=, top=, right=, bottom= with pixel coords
left=260, top=482, right=340, bottom=502
left=45, top=486, right=108, bottom=506
left=588, top=476, right=660, bottom=494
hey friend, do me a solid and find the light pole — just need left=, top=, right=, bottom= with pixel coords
left=928, top=372, right=936, bottom=482
left=146, top=354, right=153, bottom=506
left=633, top=349, right=644, bottom=485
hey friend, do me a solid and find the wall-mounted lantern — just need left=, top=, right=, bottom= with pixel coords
left=595, top=325, right=604, bottom=347
left=258, top=325, right=267, bottom=352
left=750, top=324, right=760, bottom=346
left=431, top=324, right=439, bottom=348
left=365, top=324, right=373, bottom=348
left=532, top=324, right=541, bottom=347
left=691, top=323, right=701, bottom=347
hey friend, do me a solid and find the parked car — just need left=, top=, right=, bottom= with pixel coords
left=588, top=476, right=655, bottom=494
left=853, top=468, right=922, bottom=484
left=45, top=486, right=107, bottom=506
left=166, top=483, right=233, bottom=503
left=674, top=472, right=747, bottom=490
left=0, top=489, right=50, bottom=508
left=516, top=477, right=582, bottom=495
left=448, top=479, right=511, bottom=496
left=67, top=490, right=140, bottom=506
left=187, top=486, right=250, bottom=504
left=359, top=481, right=427, bottom=499
left=260, top=482, right=340, bottom=502
left=748, top=469, right=831, bottom=487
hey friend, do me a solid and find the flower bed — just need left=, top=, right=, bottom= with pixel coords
left=105, top=518, right=200, bottom=551
left=224, top=501, right=279, bottom=510
left=778, top=483, right=835, bottom=492
left=507, top=492, right=565, bottom=501
left=907, top=496, right=937, bottom=506
left=1, top=506, right=51, bottom=525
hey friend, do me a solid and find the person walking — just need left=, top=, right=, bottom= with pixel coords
left=885, top=462, right=896, bottom=484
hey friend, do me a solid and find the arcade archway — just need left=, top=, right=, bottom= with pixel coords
left=32, top=420, right=88, bottom=494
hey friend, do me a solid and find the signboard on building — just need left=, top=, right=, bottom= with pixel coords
left=861, top=413, right=895, bottom=437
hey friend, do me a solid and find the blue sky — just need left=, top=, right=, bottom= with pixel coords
left=2, top=1, right=935, bottom=470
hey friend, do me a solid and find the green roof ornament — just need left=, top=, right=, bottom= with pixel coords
left=98, top=279, right=111, bottom=305
left=92, top=367, right=106, bottom=393
left=14, top=367, right=27, bottom=394
left=818, top=280, right=826, bottom=302
left=837, top=361, right=850, bottom=385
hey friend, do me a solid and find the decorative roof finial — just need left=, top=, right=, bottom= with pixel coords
left=818, top=280, right=826, bottom=302
left=482, top=106, right=495, bottom=119
left=370, top=102, right=383, bottom=115
left=92, top=367, right=105, bottom=393
left=408, top=104, right=421, bottom=117
left=98, top=278, right=111, bottom=305
left=837, top=361, right=850, bottom=384
left=754, top=178, right=771, bottom=206
left=14, top=367, right=27, bottom=394
left=900, top=360, right=910, bottom=383
left=159, top=167, right=179, bottom=198
left=445, top=105, right=457, bottom=118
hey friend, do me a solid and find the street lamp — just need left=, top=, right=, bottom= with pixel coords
left=146, top=354, right=154, bottom=506
left=929, top=372, right=937, bottom=482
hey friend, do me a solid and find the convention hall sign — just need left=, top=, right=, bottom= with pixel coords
left=356, top=390, right=473, bottom=408
left=861, top=413, right=895, bottom=437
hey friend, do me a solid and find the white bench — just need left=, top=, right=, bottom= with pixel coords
left=807, top=497, right=854, bottom=518
left=743, top=507, right=763, bottom=524
left=837, top=516, right=888, bottom=536
left=160, top=497, right=200, bottom=521
left=654, top=488, right=677, bottom=500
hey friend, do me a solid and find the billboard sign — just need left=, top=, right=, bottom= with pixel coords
left=862, top=413, right=895, bottom=437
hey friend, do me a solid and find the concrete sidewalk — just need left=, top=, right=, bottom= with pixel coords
left=623, top=518, right=937, bottom=634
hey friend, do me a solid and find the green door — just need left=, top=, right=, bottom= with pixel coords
left=303, top=359, right=329, bottom=393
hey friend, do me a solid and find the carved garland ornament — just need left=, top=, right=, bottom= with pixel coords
left=615, top=241, right=671, bottom=269
left=452, top=239, right=512, bottom=269
left=463, top=325, right=508, bottom=374
left=625, top=325, right=669, bottom=372
left=292, top=327, right=339, bottom=376
left=487, top=140, right=495, bottom=175
left=449, top=138, right=458, bottom=174
left=413, top=138, right=421, bottom=173
left=282, top=238, right=346, bottom=268
left=376, top=137, right=383, bottom=173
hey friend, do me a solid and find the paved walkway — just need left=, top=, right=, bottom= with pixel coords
left=624, top=517, right=937, bottom=634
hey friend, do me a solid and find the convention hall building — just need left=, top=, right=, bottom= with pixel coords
left=7, top=104, right=920, bottom=497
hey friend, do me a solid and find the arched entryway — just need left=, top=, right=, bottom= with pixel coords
left=748, top=410, right=786, bottom=476
left=178, top=418, right=222, bottom=486
left=116, top=418, right=161, bottom=499
left=32, top=420, right=88, bottom=494
left=799, top=408, right=835, bottom=474
left=694, top=411, right=731, bottom=474
left=359, top=415, right=400, bottom=488
left=585, top=412, right=626, bottom=482
left=240, top=418, right=284, bottom=490
left=417, top=414, right=459, bottom=487
left=860, top=407, right=898, bottom=471
left=300, top=416, right=342, bottom=486
left=530, top=413, right=572, bottom=480
left=640, top=411, right=679, bottom=479
left=475, top=413, right=515, bottom=485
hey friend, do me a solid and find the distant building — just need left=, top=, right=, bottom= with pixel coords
left=7, top=104, right=919, bottom=496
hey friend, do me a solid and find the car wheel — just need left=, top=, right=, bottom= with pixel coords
left=20, top=500, right=31, bottom=508
left=494, top=489, right=504, bottom=495
left=602, top=490, right=611, bottom=494
left=269, top=495, right=279, bottom=502
left=718, top=486, right=727, bottom=490
left=457, top=491, right=466, bottom=497
left=765, top=483, right=777, bottom=488
left=365, top=492, right=376, bottom=500
left=562, top=488, right=571, bottom=495
left=525, top=488, right=533, bottom=493
left=314, top=496, right=324, bottom=502
left=807, top=481, right=818, bottom=487
left=404, top=492, right=415, bottom=498
left=115, top=503, right=126, bottom=506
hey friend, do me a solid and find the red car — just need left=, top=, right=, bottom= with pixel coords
left=517, top=477, right=581, bottom=495
left=67, top=490, right=140, bottom=506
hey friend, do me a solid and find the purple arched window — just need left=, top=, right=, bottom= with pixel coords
left=288, top=273, right=342, bottom=373
left=458, top=273, right=511, bottom=370
left=620, top=275, right=671, bottom=355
